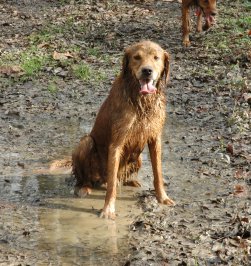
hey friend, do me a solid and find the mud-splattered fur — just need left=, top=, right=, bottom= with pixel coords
left=72, top=41, right=175, bottom=218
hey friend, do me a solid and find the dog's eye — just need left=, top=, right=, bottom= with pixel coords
left=133, top=55, right=141, bottom=60
left=154, top=56, right=160, bottom=60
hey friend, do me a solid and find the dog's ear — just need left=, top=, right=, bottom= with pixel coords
left=122, top=48, right=130, bottom=75
left=163, top=52, right=170, bottom=84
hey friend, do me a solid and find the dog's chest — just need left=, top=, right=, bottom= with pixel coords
left=125, top=108, right=165, bottom=149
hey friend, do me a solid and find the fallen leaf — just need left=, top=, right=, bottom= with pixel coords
left=37, top=42, right=50, bottom=49
left=233, top=184, right=248, bottom=197
left=226, top=143, right=234, bottom=155
left=0, top=65, right=24, bottom=76
left=239, top=239, right=250, bottom=251
left=234, top=169, right=248, bottom=179
left=53, top=51, right=74, bottom=60
left=240, top=217, right=249, bottom=223
left=234, top=184, right=245, bottom=193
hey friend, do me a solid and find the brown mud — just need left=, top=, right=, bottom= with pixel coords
left=0, top=0, right=250, bottom=265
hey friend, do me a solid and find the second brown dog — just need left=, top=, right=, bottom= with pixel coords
left=182, top=0, right=217, bottom=46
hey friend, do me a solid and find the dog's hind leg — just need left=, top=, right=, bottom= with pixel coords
left=74, top=186, right=92, bottom=197
left=72, top=135, right=101, bottom=197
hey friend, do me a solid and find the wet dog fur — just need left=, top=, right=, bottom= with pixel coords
left=72, top=40, right=175, bottom=219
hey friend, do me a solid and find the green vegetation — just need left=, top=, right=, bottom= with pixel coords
left=20, top=53, right=49, bottom=77
left=87, top=47, right=101, bottom=57
left=72, top=63, right=108, bottom=83
left=72, top=63, right=91, bottom=81
left=47, top=82, right=58, bottom=94
left=0, top=13, right=113, bottom=86
left=95, top=70, right=107, bottom=82
left=204, top=1, right=251, bottom=53
left=0, top=46, right=52, bottom=79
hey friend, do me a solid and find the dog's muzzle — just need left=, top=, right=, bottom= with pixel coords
left=138, top=67, right=158, bottom=95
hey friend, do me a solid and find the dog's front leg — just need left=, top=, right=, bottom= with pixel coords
left=148, top=136, right=175, bottom=206
left=196, top=11, right=203, bottom=32
left=182, top=4, right=191, bottom=47
left=203, top=19, right=211, bottom=31
left=100, top=145, right=121, bottom=219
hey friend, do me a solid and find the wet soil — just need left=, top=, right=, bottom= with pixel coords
left=0, top=0, right=250, bottom=265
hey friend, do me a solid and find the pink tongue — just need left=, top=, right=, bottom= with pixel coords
left=206, top=15, right=215, bottom=24
left=140, top=80, right=156, bottom=94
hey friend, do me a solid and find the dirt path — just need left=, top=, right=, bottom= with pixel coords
left=0, top=0, right=250, bottom=265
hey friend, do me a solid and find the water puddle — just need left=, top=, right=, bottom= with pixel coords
left=0, top=171, right=139, bottom=265
left=39, top=190, right=137, bottom=265
left=0, top=110, right=196, bottom=265
left=0, top=119, right=140, bottom=265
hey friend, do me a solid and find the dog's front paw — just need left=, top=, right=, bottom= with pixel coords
left=100, top=204, right=116, bottom=220
left=159, top=197, right=176, bottom=206
left=196, top=26, right=203, bottom=33
left=183, top=38, right=191, bottom=47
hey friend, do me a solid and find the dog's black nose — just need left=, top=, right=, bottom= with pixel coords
left=142, top=67, right=153, bottom=77
left=211, top=11, right=217, bottom=16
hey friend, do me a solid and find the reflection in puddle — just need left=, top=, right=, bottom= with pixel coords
left=0, top=118, right=142, bottom=265
left=38, top=189, right=137, bottom=265
left=0, top=171, right=139, bottom=265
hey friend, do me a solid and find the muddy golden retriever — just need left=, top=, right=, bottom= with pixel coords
left=72, top=40, right=175, bottom=219
left=182, top=0, right=217, bottom=46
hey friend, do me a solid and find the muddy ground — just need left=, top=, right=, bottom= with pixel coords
left=0, top=0, right=250, bottom=265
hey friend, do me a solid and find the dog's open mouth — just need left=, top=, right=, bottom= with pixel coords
left=205, top=14, right=216, bottom=25
left=139, top=79, right=157, bottom=95
left=195, top=8, right=216, bottom=25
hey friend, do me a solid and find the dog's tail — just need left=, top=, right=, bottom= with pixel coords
left=32, top=158, right=72, bottom=175
left=49, top=158, right=72, bottom=172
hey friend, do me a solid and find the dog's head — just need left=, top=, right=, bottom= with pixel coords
left=122, top=41, right=170, bottom=95
left=198, top=0, right=217, bottom=26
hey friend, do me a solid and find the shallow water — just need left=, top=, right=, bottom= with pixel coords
left=40, top=193, right=137, bottom=264
left=0, top=171, right=139, bottom=265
